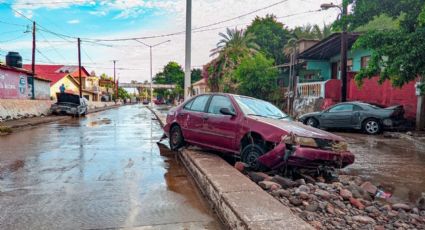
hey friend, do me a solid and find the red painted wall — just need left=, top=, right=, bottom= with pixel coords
left=325, top=79, right=341, bottom=102
left=347, top=73, right=417, bottom=119
left=0, top=69, right=30, bottom=99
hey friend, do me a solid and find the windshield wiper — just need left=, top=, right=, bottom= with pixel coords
left=246, top=114, right=268, bottom=118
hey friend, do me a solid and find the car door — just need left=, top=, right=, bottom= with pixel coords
left=183, top=95, right=211, bottom=144
left=202, top=95, right=239, bottom=152
left=320, top=104, right=355, bottom=128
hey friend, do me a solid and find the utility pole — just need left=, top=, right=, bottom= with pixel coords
left=184, top=0, right=192, bottom=101
left=113, top=60, right=117, bottom=101
left=340, top=0, right=348, bottom=102
left=135, top=40, right=170, bottom=105
left=31, top=21, right=36, bottom=99
left=78, top=38, right=82, bottom=98
left=321, top=1, right=348, bottom=102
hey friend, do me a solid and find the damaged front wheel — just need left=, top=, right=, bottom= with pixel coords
left=241, top=144, right=265, bottom=171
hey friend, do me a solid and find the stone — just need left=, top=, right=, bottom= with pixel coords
left=314, top=189, right=331, bottom=200
left=300, top=211, right=316, bottom=221
left=365, top=206, right=379, bottom=213
left=380, top=204, right=392, bottom=212
left=352, top=215, right=376, bottom=224
left=295, top=178, right=306, bottom=186
left=417, top=193, right=425, bottom=210
left=360, top=181, right=378, bottom=195
left=271, top=189, right=290, bottom=198
left=296, top=185, right=311, bottom=194
left=350, top=197, right=365, bottom=210
left=305, top=201, right=320, bottom=212
left=289, top=196, right=303, bottom=206
left=248, top=172, right=272, bottom=183
left=258, top=181, right=281, bottom=191
left=309, top=220, right=322, bottom=229
left=299, top=192, right=310, bottom=200
left=374, top=225, right=385, bottom=230
left=326, top=203, right=335, bottom=215
left=316, top=182, right=328, bottom=190
left=333, top=200, right=346, bottom=209
left=392, top=203, right=411, bottom=211
left=271, top=175, right=296, bottom=188
left=412, top=207, right=419, bottom=214
left=234, top=161, right=246, bottom=172
left=340, top=188, right=353, bottom=200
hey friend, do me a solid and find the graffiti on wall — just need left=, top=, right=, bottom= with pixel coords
left=0, top=70, right=29, bottom=99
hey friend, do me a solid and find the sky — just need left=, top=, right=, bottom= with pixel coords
left=0, top=0, right=343, bottom=83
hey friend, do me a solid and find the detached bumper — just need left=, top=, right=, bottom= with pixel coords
left=258, top=143, right=355, bottom=170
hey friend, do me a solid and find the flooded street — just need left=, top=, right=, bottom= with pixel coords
left=0, top=105, right=221, bottom=229
left=339, top=132, right=425, bottom=203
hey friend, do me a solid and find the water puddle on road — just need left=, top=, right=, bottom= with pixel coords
left=86, top=118, right=112, bottom=127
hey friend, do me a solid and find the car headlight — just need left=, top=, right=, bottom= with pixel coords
left=332, top=141, right=348, bottom=152
left=295, top=136, right=318, bottom=148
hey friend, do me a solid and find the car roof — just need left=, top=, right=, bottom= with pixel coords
left=193, top=92, right=260, bottom=101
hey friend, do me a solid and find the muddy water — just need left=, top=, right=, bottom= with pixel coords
left=0, top=105, right=221, bottom=229
left=339, top=132, right=425, bottom=203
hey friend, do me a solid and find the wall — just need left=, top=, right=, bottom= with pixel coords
left=34, top=79, right=51, bottom=100
left=306, top=61, right=330, bottom=80
left=0, top=69, right=30, bottom=99
left=305, top=49, right=372, bottom=80
left=347, top=73, right=417, bottom=119
left=0, top=99, right=53, bottom=121
left=50, top=76, right=79, bottom=99
left=292, top=97, right=325, bottom=119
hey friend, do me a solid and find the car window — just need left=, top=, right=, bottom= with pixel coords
left=189, top=95, right=210, bottom=112
left=207, top=95, right=235, bottom=114
left=328, top=104, right=354, bottom=112
left=183, top=99, right=194, bottom=110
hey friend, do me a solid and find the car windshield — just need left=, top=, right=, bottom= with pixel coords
left=234, top=96, right=288, bottom=119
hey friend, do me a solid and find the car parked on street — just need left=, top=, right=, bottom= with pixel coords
left=51, top=93, right=88, bottom=117
left=298, top=102, right=405, bottom=135
left=164, top=93, right=354, bottom=179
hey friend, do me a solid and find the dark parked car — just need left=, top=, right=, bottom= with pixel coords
left=298, top=102, right=405, bottom=135
left=51, top=93, right=88, bottom=117
left=164, top=93, right=354, bottom=178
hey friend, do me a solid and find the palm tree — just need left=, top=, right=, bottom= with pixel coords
left=207, top=28, right=259, bottom=92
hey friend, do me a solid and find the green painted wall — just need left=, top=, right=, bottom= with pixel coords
left=304, top=48, right=372, bottom=81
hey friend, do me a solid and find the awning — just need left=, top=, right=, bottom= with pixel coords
left=298, top=33, right=361, bottom=60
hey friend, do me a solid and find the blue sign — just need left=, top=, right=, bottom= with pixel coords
left=19, top=76, right=26, bottom=95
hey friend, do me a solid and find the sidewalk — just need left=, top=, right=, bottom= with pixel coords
left=0, top=104, right=121, bottom=135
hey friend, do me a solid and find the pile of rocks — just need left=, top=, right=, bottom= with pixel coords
left=236, top=164, right=425, bottom=229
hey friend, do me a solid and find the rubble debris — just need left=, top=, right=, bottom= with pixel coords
left=237, top=161, right=425, bottom=229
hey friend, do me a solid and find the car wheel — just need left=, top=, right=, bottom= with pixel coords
left=241, top=144, right=265, bottom=171
left=306, top=118, right=319, bottom=128
left=169, top=125, right=184, bottom=151
left=363, top=119, right=381, bottom=135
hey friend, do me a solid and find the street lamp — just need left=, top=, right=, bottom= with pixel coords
left=136, top=39, right=171, bottom=105
left=321, top=1, right=348, bottom=102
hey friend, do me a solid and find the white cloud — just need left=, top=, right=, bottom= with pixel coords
left=67, top=19, right=80, bottom=24
left=6, top=0, right=343, bottom=84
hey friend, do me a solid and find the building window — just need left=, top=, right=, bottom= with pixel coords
left=361, top=56, right=371, bottom=69
left=347, top=59, right=353, bottom=71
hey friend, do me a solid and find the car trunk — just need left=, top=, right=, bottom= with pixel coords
left=56, top=93, right=80, bottom=106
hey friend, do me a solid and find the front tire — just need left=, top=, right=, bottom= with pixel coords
left=363, top=118, right=381, bottom=135
left=306, top=117, right=319, bottom=128
left=169, top=125, right=184, bottom=151
left=241, top=144, right=266, bottom=171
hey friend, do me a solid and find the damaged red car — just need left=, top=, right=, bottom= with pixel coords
left=164, top=93, right=354, bottom=179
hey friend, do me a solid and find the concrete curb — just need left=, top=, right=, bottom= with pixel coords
left=149, top=107, right=312, bottom=230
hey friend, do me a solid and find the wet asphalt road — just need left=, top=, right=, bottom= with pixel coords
left=0, top=105, right=221, bottom=230
left=339, top=132, right=425, bottom=203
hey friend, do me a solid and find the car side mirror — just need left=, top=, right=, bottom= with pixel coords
left=220, top=108, right=236, bottom=116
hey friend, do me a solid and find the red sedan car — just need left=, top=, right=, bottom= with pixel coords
left=164, top=93, right=354, bottom=177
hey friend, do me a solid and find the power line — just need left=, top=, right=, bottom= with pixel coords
left=38, top=30, right=68, bottom=62
left=12, top=1, right=89, bottom=6
left=36, top=48, right=55, bottom=64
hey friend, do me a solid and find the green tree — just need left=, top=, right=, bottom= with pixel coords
left=245, top=14, right=290, bottom=64
left=153, top=61, right=185, bottom=99
left=117, top=87, right=130, bottom=99
left=291, top=24, right=333, bottom=40
left=234, top=53, right=279, bottom=102
left=209, top=28, right=259, bottom=92
left=191, top=68, right=202, bottom=83
left=352, top=1, right=425, bottom=89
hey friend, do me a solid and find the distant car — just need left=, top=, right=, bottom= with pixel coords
left=142, top=99, right=149, bottom=105
left=298, top=102, right=405, bottom=135
left=163, top=93, right=354, bottom=178
left=51, top=93, right=88, bottom=117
